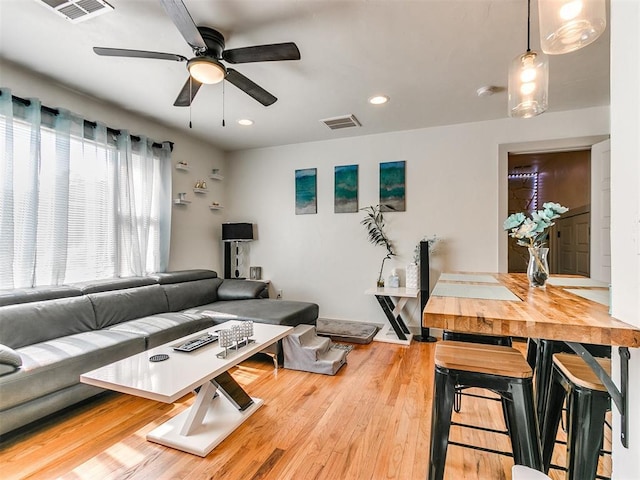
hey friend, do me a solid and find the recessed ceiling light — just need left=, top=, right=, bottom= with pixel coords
left=368, top=95, right=389, bottom=105
left=238, top=119, right=254, bottom=126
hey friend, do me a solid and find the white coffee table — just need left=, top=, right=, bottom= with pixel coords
left=81, top=320, right=292, bottom=456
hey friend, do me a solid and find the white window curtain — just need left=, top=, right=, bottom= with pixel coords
left=0, top=88, right=171, bottom=289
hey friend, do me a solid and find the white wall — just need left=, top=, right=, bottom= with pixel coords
left=227, top=107, right=609, bottom=329
left=610, top=0, right=640, bottom=476
left=0, top=59, right=227, bottom=274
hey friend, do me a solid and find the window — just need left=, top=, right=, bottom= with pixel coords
left=0, top=90, right=171, bottom=289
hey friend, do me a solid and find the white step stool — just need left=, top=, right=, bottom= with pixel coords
left=283, top=324, right=349, bottom=375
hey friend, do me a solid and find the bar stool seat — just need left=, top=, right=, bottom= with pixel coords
left=428, top=341, right=543, bottom=480
left=541, top=353, right=611, bottom=480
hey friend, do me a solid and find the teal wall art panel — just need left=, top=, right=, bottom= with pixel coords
left=334, top=164, right=358, bottom=213
left=379, top=160, right=406, bottom=212
left=295, top=168, right=317, bottom=214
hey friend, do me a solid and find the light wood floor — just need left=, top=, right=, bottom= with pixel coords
left=0, top=340, right=611, bottom=480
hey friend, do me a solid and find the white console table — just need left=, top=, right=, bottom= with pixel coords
left=365, top=287, right=419, bottom=346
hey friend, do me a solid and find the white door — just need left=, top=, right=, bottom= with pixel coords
left=590, top=139, right=611, bottom=282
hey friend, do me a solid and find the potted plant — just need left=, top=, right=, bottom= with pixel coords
left=503, top=202, right=568, bottom=287
left=360, top=204, right=396, bottom=287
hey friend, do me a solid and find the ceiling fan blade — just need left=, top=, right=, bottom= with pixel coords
left=93, top=47, right=187, bottom=62
left=159, top=0, right=207, bottom=51
left=222, top=42, right=300, bottom=64
left=174, top=77, right=203, bottom=106
left=225, top=69, right=277, bottom=106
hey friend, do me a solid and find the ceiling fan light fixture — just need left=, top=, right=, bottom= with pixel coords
left=508, top=0, right=549, bottom=118
left=538, top=0, right=606, bottom=54
left=187, top=57, right=226, bottom=84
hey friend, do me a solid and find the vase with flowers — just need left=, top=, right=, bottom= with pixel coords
left=503, top=202, right=569, bottom=288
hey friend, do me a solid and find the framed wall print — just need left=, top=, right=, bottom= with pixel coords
left=295, top=168, right=317, bottom=214
left=379, top=160, right=406, bottom=211
left=334, top=164, right=358, bottom=213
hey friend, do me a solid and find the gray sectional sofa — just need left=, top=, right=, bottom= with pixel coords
left=0, top=269, right=318, bottom=437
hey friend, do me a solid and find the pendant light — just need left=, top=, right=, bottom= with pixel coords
left=538, top=0, right=606, bottom=55
left=508, top=0, right=549, bottom=118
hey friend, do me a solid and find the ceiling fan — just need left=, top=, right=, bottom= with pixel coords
left=93, top=0, right=300, bottom=107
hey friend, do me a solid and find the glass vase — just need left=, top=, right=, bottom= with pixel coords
left=527, top=247, right=549, bottom=288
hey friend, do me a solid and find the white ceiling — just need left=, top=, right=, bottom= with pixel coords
left=0, top=0, right=610, bottom=152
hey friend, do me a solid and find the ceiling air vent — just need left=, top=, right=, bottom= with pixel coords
left=320, top=114, right=362, bottom=130
left=35, top=0, right=114, bottom=23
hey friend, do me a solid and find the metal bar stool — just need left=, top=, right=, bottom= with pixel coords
left=540, top=353, right=611, bottom=480
left=441, top=331, right=512, bottom=412
left=428, top=341, right=543, bottom=480
left=533, top=340, right=610, bottom=434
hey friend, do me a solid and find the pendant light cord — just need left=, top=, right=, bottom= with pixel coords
left=526, top=0, right=531, bottom=53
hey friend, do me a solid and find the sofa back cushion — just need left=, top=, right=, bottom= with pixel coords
left=153, top=269, right=218, bottom=284
left=0, top=296, right=97, bottom=349
left=88, top=284, right=169, bottom=328
left=0, top=285, right=82, bottom=307
left=161, top=278, right=223, bottom=312
left=217, top=280, right=269, bottom=300
left=74, top=276, right=157, bottom=294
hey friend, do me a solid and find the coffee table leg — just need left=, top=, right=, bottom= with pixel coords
left=180, top=380, right=217, bottom=436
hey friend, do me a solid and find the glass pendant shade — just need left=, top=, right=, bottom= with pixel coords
left=187, top=58, right=226, bottom=84
left=508, top=50, right=549, bottom=118
left=538, top=0, right=607, bottom=54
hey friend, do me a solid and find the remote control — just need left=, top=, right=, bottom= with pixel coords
left=173, top=333, right=218, bottom=352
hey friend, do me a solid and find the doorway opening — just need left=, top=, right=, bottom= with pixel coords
left=507, top=150, right=591, bottom=275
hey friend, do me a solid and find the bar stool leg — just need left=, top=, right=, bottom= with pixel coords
left=502, top=396, right=522, bottom=464
left=510, top=379, right=543, bottom=470
left=428, top=369, right=457, bottom=480
left=535, top=340, right=556, bottom=431
left=540, top=369, right=567, bottom=473
left=565, top=390, right=609, bottom=480
left=526, top=338, right=538, bottom=369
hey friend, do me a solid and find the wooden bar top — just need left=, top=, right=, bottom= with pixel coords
left=423, top=273, right=640, bottom=348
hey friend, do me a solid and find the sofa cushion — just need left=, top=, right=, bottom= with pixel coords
left=161, top=278, right=223, bottom=312
left=0, top=343, right=22, bottom=376
left=87, top=284, right=169, bottom=329
left=108, top=312, right=216, bottom=348
left=185, top=299, right=318, bottom=327
left=0, top=285, right=82, bottom=307
left=0, top=330, right=145, bottom=411
left=0, top=296, right=97, bottom=349
left=152, top=269, right=218, bottom=284
left=217, top=280, right=268, bottom=300
left=74, top=276, right=157, bottom=294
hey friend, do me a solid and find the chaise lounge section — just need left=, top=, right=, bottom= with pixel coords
left=0, top=269, right=318, bottom=437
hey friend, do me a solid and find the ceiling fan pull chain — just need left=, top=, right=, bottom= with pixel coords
left=189, top=77, right=193, bottom=128
left=222, top=81, right=226, bottom=127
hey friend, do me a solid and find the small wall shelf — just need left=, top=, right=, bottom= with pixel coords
left=193, top=188, right=208, bottom=194
left=209, top=204, right=223, bottom=210
left=209, top=174, right=224, bottom=181
left=173, top=199, right=191, bottom=205
left=175, top=163, right=189, bottom=171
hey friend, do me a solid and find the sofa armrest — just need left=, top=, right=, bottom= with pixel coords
left=217, top=280, right=268, bottom=300
left=0, top=343, right=22, bottom=376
